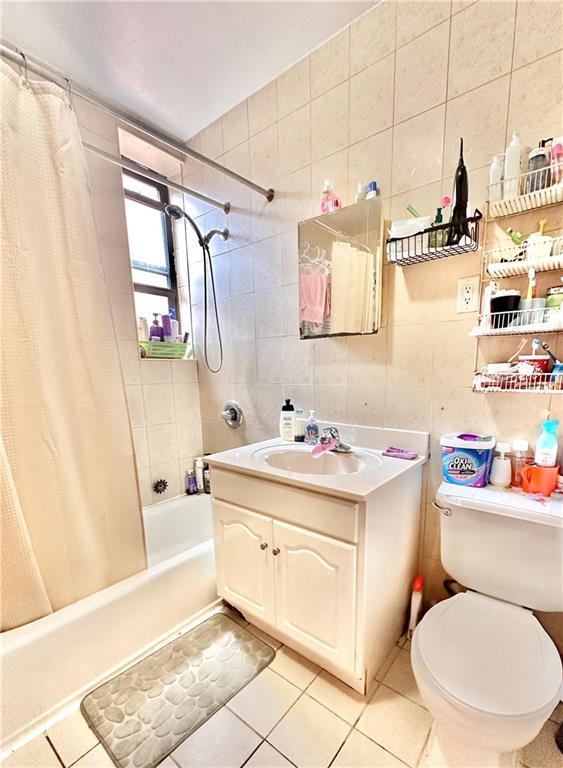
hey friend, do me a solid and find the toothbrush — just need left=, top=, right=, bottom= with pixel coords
left=406, top=204, right=421, bottom=217
left=532, top=338, right=540, bottom=356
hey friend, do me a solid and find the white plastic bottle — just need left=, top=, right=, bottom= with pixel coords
left=279, top=399, right=295, bottom=442
left=489, top=154, right=503, bottom=202
left=194, top=457, right=205, bottom=492
left=503, top=133, right=523, bottom=200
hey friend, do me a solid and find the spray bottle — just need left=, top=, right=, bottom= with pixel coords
left=407, top=574, right=424, bottom=639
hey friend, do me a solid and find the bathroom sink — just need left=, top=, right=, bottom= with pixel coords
left=251, top=444, right=382, bottom=476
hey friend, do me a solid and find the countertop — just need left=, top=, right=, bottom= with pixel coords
left=206, top=438, right=427, bottom=502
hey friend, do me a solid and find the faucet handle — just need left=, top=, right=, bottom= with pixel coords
left=321, top=427, right=340, bottom=443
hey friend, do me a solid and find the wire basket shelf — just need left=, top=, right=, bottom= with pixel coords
left=139, top=341, right=188, bottom=359
left=484, top=234, right=563, bottom=277
left=489, top=164, right=563, bottom=218
left=386, top=210, right=482, bottom=266
left=473, top=370, right=563, bottom=393
left=470, top=307, right=563, bottom=337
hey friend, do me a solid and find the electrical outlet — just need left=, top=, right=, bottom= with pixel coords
left=457, top=276, right=480, bottom=313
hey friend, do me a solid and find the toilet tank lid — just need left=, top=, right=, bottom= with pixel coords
left=437, top=482, right=563, bottom=528
left=417, top=592, right=562, bottom=717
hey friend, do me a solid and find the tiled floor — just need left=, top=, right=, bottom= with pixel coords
left=2, top=624, right=561, bottom=768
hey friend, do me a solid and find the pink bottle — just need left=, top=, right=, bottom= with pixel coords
left=321, top=179, right=333, bottom=213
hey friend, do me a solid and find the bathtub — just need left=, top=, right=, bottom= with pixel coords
left=1, top=494, right=217, bottom=752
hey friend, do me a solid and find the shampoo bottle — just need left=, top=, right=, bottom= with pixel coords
left=535, top=420, right=559, bottom=467
left=279, top=399, right=295, bottom=442
left=162, top=313, right=173, bottom=342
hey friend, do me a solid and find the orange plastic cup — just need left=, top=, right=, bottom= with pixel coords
left=521, top=464, right=559, bottom=496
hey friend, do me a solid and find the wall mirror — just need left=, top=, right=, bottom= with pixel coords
left=298, top=197, right=383, bottom=340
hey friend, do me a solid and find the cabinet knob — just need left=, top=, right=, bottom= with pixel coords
left=260, top=542, right=268, bottom=550
left=272, top=548, right=280, bottom=556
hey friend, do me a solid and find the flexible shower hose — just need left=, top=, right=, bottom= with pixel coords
left=180, top=210, right=223, bottom=373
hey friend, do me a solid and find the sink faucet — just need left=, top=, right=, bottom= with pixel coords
left=320, top=427, right=352, bottom=454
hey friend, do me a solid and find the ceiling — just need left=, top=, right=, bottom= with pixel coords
left=1, top=1, right=374, bottom=141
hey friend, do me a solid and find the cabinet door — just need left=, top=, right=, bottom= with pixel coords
left=213, top=501, right=275, bottom=624
left=273, top=520, right=356, bottom=670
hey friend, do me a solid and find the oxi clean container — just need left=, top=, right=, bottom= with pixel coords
left=441, top=433, right=496, bottom=487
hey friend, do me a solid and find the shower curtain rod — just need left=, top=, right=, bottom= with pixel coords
left=84, top=143, right=231, bottom=213
left=0, top=40, right=275, bottom=205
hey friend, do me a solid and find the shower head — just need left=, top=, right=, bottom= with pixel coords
left=164, top=204, right=185, bottom=220
left=164, top=205, right=229, bottom=245
left=203, top=228, right=230, bottom=245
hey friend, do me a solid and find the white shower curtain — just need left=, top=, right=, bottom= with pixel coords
left=0, top=60, right=146, bottom=631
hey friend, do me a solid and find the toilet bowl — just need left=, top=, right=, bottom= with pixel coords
left=411, top=591, right=562, bottom=754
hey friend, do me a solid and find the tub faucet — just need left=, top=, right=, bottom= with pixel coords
left=320, top=427, right=351, bottom=453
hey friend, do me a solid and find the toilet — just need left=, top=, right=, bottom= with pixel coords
left=412, top=483, right=563, bottom=766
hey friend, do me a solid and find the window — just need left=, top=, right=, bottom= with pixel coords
left=122, top=168, right=178, bottom=325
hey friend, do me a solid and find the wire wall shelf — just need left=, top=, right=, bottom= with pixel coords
left=485, top=234, right=563, bottom=278
left=489, top=164, right=563, bottom=218
left=386, top=211, right=482, bottom=266
left=473, top=370, right=563, bottom=394
left=470, top=308, right=563, bottom=337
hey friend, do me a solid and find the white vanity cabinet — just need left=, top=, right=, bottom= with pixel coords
left=209, top=454, right=425, bottom=694
left=214, top=499, right=357, bottom=670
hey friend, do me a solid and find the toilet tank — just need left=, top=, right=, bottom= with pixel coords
left=435, top=483, right=563, bottom=612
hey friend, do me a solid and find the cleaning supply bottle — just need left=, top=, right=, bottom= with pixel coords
left=534, top=420, right=559, bottom=467
left=279, top=399, right=295, bottom=442
left=407, top=574, right=423, bottom=639
left=510, top=439, right=529, bottom=488
left=429, top=207, right=444, bottom=248
left=503, top=133, right=523, bottom=200
left=304, top=410, right=319, bottom=445
left=489, top=442, right=512, bottom=487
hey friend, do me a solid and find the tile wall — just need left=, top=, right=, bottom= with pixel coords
left=175, top=0, right=563, bottom=636
left=73, top=97, right=204, bottom=506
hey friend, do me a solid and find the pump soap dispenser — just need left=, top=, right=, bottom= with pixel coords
left=279, top=399, right=295, bottom=442
left=489, top=442, right=511, bottom=487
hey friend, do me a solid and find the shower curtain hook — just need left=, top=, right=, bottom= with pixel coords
left=19, top=51, right=29, bottom=86
left=64, top=76, right=73, bottom=109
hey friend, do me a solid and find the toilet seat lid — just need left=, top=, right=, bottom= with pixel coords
left=416, top=592, right=562, bottom=717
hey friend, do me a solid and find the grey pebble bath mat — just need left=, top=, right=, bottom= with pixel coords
left=81, top=613, right=275, bottom=768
